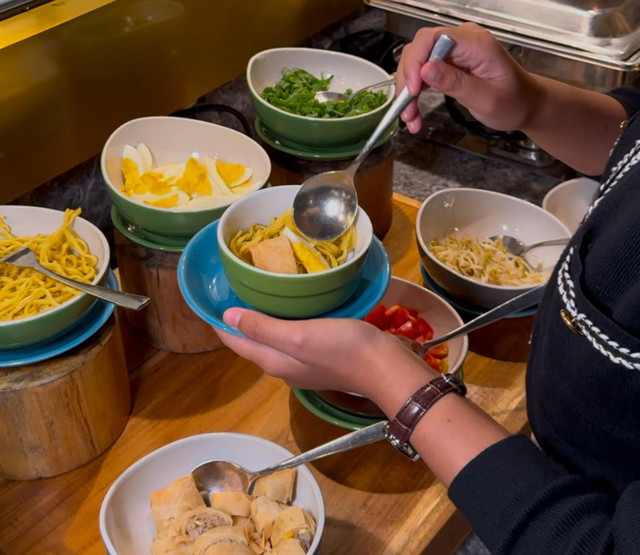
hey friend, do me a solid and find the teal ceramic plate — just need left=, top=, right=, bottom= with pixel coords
left=420, top=264, right=538, bottom=318
left=0, top=270, right=118, bottom=367
left=111, top=206, right=187, bottom=252
left=293, top=389, right=383, bottom=431
left=177, top=220, right=391, bottom=336
left=255, top=117, right=399, bottom=161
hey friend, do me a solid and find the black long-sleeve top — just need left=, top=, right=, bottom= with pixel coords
left=447, top=88, right=640, bottom=554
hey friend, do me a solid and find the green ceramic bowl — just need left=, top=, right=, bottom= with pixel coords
left=217, top=185, right=373, bottom=318
left=247, top=48, right=394, bottom=148
left=101, top=116, right=271, bottom=239
left=0, top=205, right=110, bottom=350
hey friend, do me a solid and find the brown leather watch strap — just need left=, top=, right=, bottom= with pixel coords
left=385, top=374, right=466, bottom=460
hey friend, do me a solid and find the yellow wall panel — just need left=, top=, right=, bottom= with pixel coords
left=0, top=0, right=362, bottom=203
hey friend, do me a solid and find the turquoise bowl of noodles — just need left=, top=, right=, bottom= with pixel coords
left=216, top=185, right=373, bottom=318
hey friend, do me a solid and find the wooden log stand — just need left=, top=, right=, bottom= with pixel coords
left=0, top=316, right=130, bottom=480
left=114, top=228, right=222, bottom=354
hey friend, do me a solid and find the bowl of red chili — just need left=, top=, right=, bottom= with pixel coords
left=316, top=276, right=468, bottom=417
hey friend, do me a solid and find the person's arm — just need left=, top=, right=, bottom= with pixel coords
left=217, top=308, right=640, bottom=553
left=397, top=23, right=627, bottom=176
left=218, top=308, right=510, bottom=488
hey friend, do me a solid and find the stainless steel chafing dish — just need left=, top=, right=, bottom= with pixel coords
left=364, top=0, right=640, bottom=91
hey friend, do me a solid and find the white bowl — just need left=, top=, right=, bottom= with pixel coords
left=316, top=276, right=468, bottom=417
left=416, top=188, right=571, bottom=309
left=542, top=177, right=599, bottom=234
left=100, top=433, right=325, bottom=555
left=101, top=116, right=271, bottom=238
left=0, top=205, right=110, bottom=350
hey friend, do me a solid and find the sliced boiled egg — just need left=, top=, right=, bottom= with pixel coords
left=215, top=160, right=253, bottom=188
left=201, top=156, right=233, bottom=196
left=134, top=188, right=190, bottom=209
left=282, top=227, right=330, bottom=273
left=122, top=144, right=151, bottom=174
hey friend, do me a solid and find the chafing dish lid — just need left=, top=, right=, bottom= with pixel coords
left=385, top=0, right=640, bottom=60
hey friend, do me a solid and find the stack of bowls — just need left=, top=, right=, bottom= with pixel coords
left=100, top=116, right=271, bottom=353
left=101, top=115, right=272, bottom=248
left=0, top=205, right=112, bottom=364
left=247, top=47, right=396, bottom=159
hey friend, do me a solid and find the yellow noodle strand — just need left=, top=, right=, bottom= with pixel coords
left=229, top=209, right=357, bottom=273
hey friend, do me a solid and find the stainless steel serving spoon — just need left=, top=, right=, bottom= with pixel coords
left=1, top=246, right=151, bottom=311
left=314, top=77, right=396, bottom=103
left=192, top=420, right=387, bottom=502
left=489, top=235, right=569, bottom=258
left=397, top=284, right=546, bottom=358
left=292, top=34, right=456, bottom=241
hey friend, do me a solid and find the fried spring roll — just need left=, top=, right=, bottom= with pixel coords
left=252, top=469, right=296, bottom=504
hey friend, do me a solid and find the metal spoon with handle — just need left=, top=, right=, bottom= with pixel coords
left=489, top=235, right=569, bottom=257
left=314, top=77, right=396, bottom=103
left=1, top=246, right=151, bottom=311
left=397, top=284, right=546, bottom=357
left=293, top=34, right=456, bottom=241
left=192, top=420, right=388, bottom=502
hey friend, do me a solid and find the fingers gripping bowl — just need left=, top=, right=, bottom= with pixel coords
left=216, top=185, right=374, bottom=319
left=416, top=188, right=571, bottom=309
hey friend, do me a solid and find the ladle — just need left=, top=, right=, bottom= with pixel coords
left=192, top=420, right=387, bottom=502
left=1, top=246, right=151, bottom=311
left=292, top=34, right=456, bottom=241
left=489, top=235, right=569, bottom=258
left=314, top=77, right=396, bottom=103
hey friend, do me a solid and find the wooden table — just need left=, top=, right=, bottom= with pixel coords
left=0, top=194, right=531, bottom=555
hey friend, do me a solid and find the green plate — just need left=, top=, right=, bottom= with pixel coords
left=111, top=206, right=186, bottom=252
left=293, top=389, right=384, bottom=431
left=255, top=117, right=399, bottom=161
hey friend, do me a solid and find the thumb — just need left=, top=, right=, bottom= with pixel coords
left=223, top=307, right=303, bottom=353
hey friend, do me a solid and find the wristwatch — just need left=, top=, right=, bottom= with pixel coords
left=384, top=373, right=467, bottom=460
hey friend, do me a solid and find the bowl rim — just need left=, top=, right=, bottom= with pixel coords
left=384, top=275, right=469, bottom=371
left=99, top=432, right=326, bottom=555
left=217, top=184, right=373, bottom=279
left=541, top=176, right=599, bottom=211
left=0, top=205, right=110, bottom=328
left=246, top=46, right=394, bottom=123
left=100, top=115, right=271, bottom=216
left=416, top=187, right=572, bottom=293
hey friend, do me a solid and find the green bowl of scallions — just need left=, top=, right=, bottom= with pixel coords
left=247, top=47, right=394, bottom=149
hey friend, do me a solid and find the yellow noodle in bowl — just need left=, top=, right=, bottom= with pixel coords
left=228, top=208, right=356, bottom=275
left=0, top=206, right=109, bottom=350
left=216, top=185, right=373, bottom=318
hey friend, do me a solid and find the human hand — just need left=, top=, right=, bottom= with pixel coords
left=397, top=23, right=541, bottom=134
left=216, top=307, right=437, bottom=415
